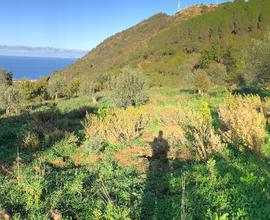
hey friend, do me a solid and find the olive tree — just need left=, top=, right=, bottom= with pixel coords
left=207, top=62, right=228, bottom=86
left=111, top=67, right=149, bottom=108
left=193, top=69, right=211, bottom=95
left=79, top=80, right=97, bottom=103
left=245, top=33, right=270, bottom=87
left=48, top=77, right=66, bottom=100
left=0, top=85, right=21, bottom=115
left=0, top=68, right=12, bottom=86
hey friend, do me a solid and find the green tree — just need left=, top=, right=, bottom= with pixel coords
left=199, top=41, right=224, bottom=68
left=79, top=80, right=97, bottom=103
left=96, top=72, right=111, bottom=90
left=111, top=67, right=149, bottom=108
left=0, top=85, right=21, bottom=115
left=0, top=68, right=12, bottom=86
left=66, top=78, right=80, bottom=97
left=193, top=69, right=211, bottom=95
left=33, top=76, right=49, bottom=101
left=207, top=62, right=228, bottom=86
left=245, top=33, right=270, bottom=87
left=18, top=80, right=35, bottom=102
left=48, top=77, right=66, bottom=100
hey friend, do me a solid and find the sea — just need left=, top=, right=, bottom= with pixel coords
left=0, top=55, right=77, bottom=80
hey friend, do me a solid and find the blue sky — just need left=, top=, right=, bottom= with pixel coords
left=0, top=0, right=231, bottom=51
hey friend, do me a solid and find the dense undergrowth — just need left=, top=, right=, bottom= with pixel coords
left=0, top=88, right=270, bottom=219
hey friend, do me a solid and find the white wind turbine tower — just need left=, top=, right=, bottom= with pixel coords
left=177, top=0, right=181, bottom=12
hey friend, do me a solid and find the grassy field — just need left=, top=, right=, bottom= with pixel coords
left=0, top=88, right=270, bottom=219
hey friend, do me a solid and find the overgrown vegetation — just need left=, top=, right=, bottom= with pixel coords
left=1, top=1, right=270, bottom=219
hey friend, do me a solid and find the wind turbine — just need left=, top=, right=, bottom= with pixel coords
left=177, top=0, right=181, bottom=12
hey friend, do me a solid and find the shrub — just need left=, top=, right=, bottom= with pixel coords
left=193, top=69, right=211, bottom=94
left=182, top=110, right=225, bottom=161
left=156, top=106, right=188, bottom=149
left=79, top=80, right=97, bottom=103
left=84, top=106, right=150, bottom=144
left=66, top=78, right=81, bottom=97
left=207, top=62, right=228, bottom=86
left=29, top=108, right=68, bottom=146
left=48, top=77, right=66, bottom=99
left=186, top=123, right=225, bottom=161
left=111, top=67, right=149, bottom=108
left=18, top=80, right=35, bottom=102
left=0, top=85, right=22, bottom=115
left=0, top=68, right=12, bottom=86
left=21, top=132, right=39, bottom=150
left=245, top=33, right=270, bottom=87
left=156, top=105, right=224, bottom=160
left=176, top=64, right=195, bottom=89
left=218, top=95, right=266, bottom=153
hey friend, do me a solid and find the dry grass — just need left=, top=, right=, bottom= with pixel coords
left=219, top=95, right=266, bottom=153
left=84, top=106, right=150, bottom=145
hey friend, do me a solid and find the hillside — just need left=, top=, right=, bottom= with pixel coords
left=1, top=1, right=270, bottom=219
left=56, top=0, right=270, bottom=86
left=57, top=4, right=220, bottom=80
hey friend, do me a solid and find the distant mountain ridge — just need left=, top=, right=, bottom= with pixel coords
left=0, top=45, right=88, bottom=58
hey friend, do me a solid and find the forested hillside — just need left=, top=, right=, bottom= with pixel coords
left=55, top=0, right=270, bottom=87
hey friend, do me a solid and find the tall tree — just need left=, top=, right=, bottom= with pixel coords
left=0, top=68, right=12, bottom=86
left=245, top=33, right=270, bottom=87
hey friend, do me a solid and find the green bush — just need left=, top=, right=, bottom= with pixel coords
left=207, top=62, right=228, bottom=86
left=193, top=69, right=211, bottom=94
left=0, top=68, right=12, bottom=86
left=0, top=85, right=22, bottom=115
left=245, top=33, right=270, bottom=87
left=111, top=67, right=149, bottom=108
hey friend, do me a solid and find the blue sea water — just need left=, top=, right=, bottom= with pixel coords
left=0, top=55, right=77, bottom=80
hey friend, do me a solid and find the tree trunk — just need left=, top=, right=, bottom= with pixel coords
left=197, top=89, right=203, bottom=96
left=5, top=106, right=10, bottom=115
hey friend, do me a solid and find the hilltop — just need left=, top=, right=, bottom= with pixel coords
left=56, top=4, right=220, bottom=80
left=55, top=0, right=270, bottom=87
left=54, top=0, right=270, bottom=86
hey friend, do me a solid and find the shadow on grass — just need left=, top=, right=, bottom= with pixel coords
left=232, top=85, right=270, bottom=99
left=187, top=148, right=270, bottom=219
left=141, top=131, right=184, bottom=219
left=0, top=103, right=98, bottom=165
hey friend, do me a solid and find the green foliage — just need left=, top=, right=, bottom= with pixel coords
left=17, top=77, right=49, bottom=104
left=48, top=76, right=66, bottom=99
left=0, top=88, right=270, bottom=219
left=199, top=42, right=224, bottom=68
left=232, top=85, right=270, bottom=99
left=111, top=67, right=149, bottom=108
left=79, top=80, right=96, bottom=98
left=193, top=69, right=211, bottom=92
left=66, top=78, right=80, bottom=97
left=18, top=80, right=35, bottom=102
left=0, top=68, right=12, bottom=86
left=245, top=33, right=270, bottom=87
left=33, top=76, right=49, bottom=101
left=0, top=85, right=21, bottom=115
left=95, top=72, right=111, bottom=90
left=207, top=62, right=228, bottom=86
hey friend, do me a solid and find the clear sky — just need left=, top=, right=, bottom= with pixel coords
left=0, top=0, right=231, bottom=51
